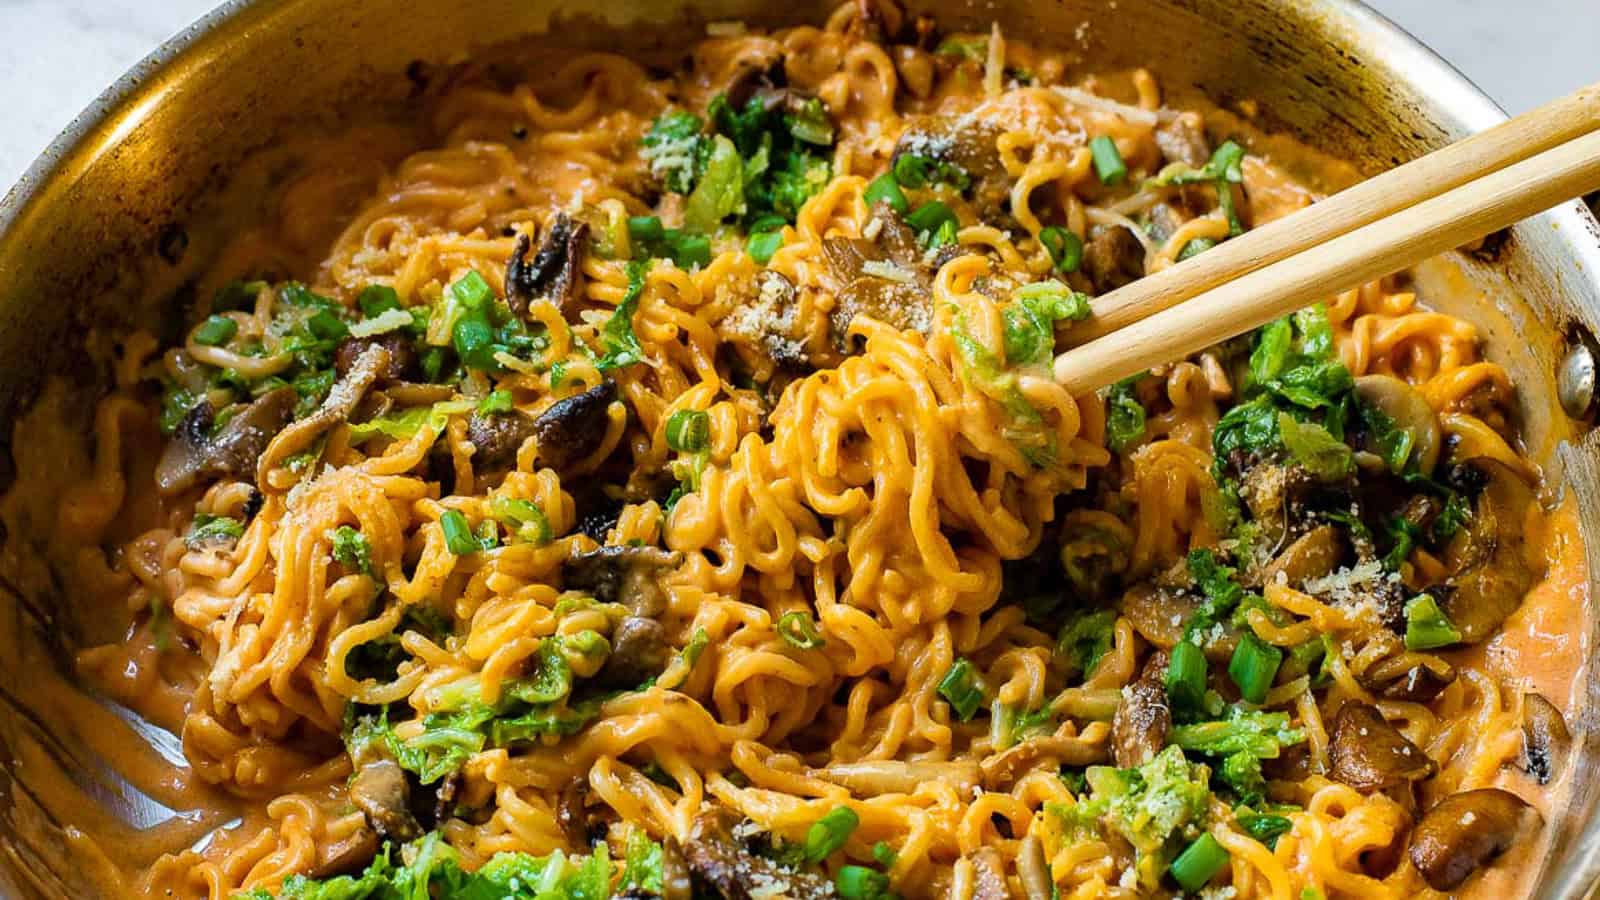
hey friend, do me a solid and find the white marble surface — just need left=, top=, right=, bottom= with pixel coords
left=1, top=0, right=1597, bottom=194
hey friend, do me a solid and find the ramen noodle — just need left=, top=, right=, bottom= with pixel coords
left=4, top=3, right=1586, bottom=899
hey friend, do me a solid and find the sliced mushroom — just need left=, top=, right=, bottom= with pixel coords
left=814, top=759, right=982, bottom=796
left=1119, top=583, right=1238, bottom=663
left=1082, top=225, right=1145, bottom=294
left=557, top=776, right=595, bottom=848
left=257, top=343, right=391, bottom=480
left=597, top=615, right=670, bottom=688
left=822, top=202, right=935, bottom=345
left=659, top=838, right=693, bottom=900
left=720, top=270, right=815, bottom=372
left=1520, top=692, right=1571, bottom=785
left=465, top=410, right=537, bottom=471
left=1112, top=651, right=1170, bottom=768
left=1409, top=789, right=1538, bottom=891
left=891, top=115, right=1010, bottom=219
left=308, top=824, right=380, bottom=878
left=968, top=848, right=1011, bottom=900
left=156, top=386, right=297, bottom=494
left=1016, top=835, right=1052, bottom=900
left=1259, top=524, right=1345, bottom=588
left=981, top=735, right=1106, bottom=791
left=1354, top=374, right=1441, bottom=476
left=1441, top=458, right=1540, bottom=643
left=349, top=758, right=422, bottom=843
left=506, top=213, right=589, bottom=317
left=1328, top=702, right=1436, bottom=793
left=529, top=380, right=617, bottom=472
left=564, top=545, right=681, bottom=615
left=1153, top=113, right=1212, bottom=167
left=335, top=333, right=417, bottom=382
left=1357, top=653, right=1456, bottom=704
left=682, top=807, right=835, bottom=900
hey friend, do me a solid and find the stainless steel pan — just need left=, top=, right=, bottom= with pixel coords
left=2, top=1, right=1598, bottom=896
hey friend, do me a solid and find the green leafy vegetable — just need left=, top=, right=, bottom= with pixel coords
left=835, top=865, right=892, bottom=900
left=1237, top=813, right=1293, bottom=849
left=684, top=135, right=746, bottom=233
left=1404, top=594, right=1462, bottom=650
left=478, top=390, right=514, bottom=415
left=593, top=261, right=649, bottom=371
left=641, top=108, right=705, bottom=194
left=488, top=496, right=552, bottom=546
left=620, top=830, right=665, bottom=895
left=1277, top=414, right=1353, bottom=480
left=1004, top=281, right=1091, bottom=367
left=892, top=153, right=970, bottom=191
left=864, top=172, right=909, bottom=215
left=1071, top=745, right=1212, bottom=881
left=665, top=409, right=711, bottom=453
left=186, top=513, right=244, bottom=549
left=347, top=399, right=475, bottom=442
left=1056, top=608, right=1117, bottom=681
left=439, top=509, right=483, bottom=556
left=329, top=525, right=374, bottom=576
left=193, top=314, right=238, bottom=346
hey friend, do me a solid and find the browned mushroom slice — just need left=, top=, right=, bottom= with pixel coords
left=564, top=545, right=681, bottom=614
left=968, top=848, right=1012, bottom=900
left=1153, top=113, right=1212, bottom=168
left=1328, top=702, right=1436, bottom=792
left=308, top=824, right=380, bottom=878
left=1112, top=651, right=1171, bottom=768
left=528, top=380, right=617, bottom=472
left=1260, top=524, right=1345, bottom=587
left=335, top=333, right=417, bottom=382
left=557, top=776, right=594, bottom=848
left=1520, top=692, right=1571, bottom=785
left=1357, top=653, right=1456, bottom=704
left=1354, top=375, right=1441, bottom=475
left=156, top=386, right=297, bottom=494
left=1082, top=225, right=1145, bottom=294
left=464, top=410, right=537, bottom=472
left=596, top=615, right=671, bottom=688
left=720, top=270, right=815, bottom=372
left=822, top=203, right=936, bottom=345
left=1119, top=583, right=1238, bottom=663
left=891, top=115, right=1010, bottom=219
left=349, top=758, right=422, bottom=843
left=1409, top=789, right=1538, bottom=891
left=1441, top=458, right=1541, bottom=643
left=506, top=213, right=589, bottom=317
left=682, top=807, right=835, bottom=900
left=658, top=838, right=694, bottom=900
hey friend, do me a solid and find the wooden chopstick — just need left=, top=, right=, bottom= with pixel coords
left=1052, top=127, right=1600, bottom=395
left=1063, top=83, right=1600, bottom=348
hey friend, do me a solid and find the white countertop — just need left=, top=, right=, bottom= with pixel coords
left=1, top=0, right=1597, bottom=193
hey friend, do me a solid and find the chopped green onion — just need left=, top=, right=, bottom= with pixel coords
left=872, top=841, right=897, bottom=867
left=938, top=658, right=986, bottom=722
left=1404, top=594, right=1462, bottom=650
left=892, top=153, right=970, bottom=191
left=906, top=200, right=958, bottom=238
left=439, top=509, right=480, bottom=555
left=835, top=865, right=891, bottom=900
left=665, top=409, right=711, bottom=453
left=1165, top=640, right=1208, bottom=713
left=628, top=215, right=666, bottom=244
left=488, top=496, right=552, bottom=545
left=776, top=611, right=826, bottom=649
left=747, top=230, right=784, bottom=265
left=804, top=806, right=859, bottom=862
left=1178, top=237, right=1217, bottom=261
left=1090, top=136, right=1127, bottom=185
left=1228, top=631, right=1283, bottom=704
left=193, top=315, right=238, bottom=346
left=864, top=172, right=909, bottom=215
left=478, top=390, right=514, bottom=414
left=1169, top=833, right=1229, bottom=891
left=1039, top=226, right=1083, bottom=273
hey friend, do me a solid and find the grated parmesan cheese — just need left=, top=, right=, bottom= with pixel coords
left=861, top=260, right=916, bottom=283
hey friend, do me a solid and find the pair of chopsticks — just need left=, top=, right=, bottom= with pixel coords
left=1051, top=83, right=1600, bottom=395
